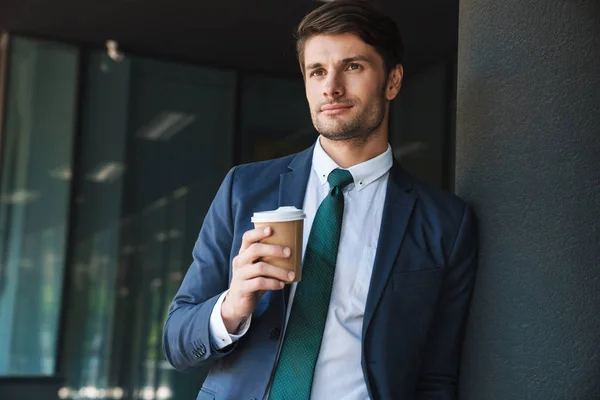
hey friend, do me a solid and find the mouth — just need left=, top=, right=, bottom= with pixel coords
left=320, top=104, right=353, bottom=115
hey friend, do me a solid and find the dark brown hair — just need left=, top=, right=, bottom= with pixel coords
left=296, top=0, right=404, bottom=76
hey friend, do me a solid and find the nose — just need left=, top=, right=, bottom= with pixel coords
left=323, top=71, right=344, bottom=99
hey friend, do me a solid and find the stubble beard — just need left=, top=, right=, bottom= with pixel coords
left=311, top=92, right=387, bottom=146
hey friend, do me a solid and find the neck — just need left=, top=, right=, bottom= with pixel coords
left=319, top=129, right=389, bottom=169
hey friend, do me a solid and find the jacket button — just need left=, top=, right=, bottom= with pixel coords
left=269, top=327, right=281, bottom=340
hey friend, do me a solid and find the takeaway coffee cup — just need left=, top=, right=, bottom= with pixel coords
left=251, top=206, right=306, bottom=283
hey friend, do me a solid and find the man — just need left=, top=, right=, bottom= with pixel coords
left=162, top=1, right=478, bottom=399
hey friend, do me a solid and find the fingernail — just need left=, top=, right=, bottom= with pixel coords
left=288, top=272, right=295, bottom=281
left=283, top=247, right=291, bottom=257
left=263, top=227, right=270, bottom=234
left=280, top=281, right=285, bottom=288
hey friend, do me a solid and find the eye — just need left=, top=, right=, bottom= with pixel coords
left=309, top=69, right=325, bottom=78
left=347, top=63, right=363, bottom=71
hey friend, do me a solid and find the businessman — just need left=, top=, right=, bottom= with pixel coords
left=162, top=1, right=478, bottom=399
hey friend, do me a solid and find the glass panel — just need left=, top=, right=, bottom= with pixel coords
left=61, top=53, right=235, bottom=400
left=127, top=59, right=235, bottom=400
left=60, top=50, right=130, bottom=399
left=239, top=73, right=315, bottom=163
left=390, top=62, right=450, bottom=188
left=0, top=36, right=79, bottom=376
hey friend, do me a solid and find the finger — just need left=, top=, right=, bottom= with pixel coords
left=239, top=226, right=273, bottom=254
left=236, top=262, right=295, bottom=282
left=237, top=242, right=291, bottom=266
left=242, top=277, right=285, bottom=293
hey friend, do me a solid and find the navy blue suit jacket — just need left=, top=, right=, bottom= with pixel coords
left=162, top=145, right=478, bottom=400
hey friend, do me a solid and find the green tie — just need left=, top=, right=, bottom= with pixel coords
left=269, top=168, right=354, bottom=400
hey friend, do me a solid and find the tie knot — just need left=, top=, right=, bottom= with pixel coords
left=327, top=168, right=354, bottom=189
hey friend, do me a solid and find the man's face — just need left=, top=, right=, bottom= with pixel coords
left=303, top=33, right=397, bottom=142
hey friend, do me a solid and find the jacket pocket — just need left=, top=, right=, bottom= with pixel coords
left=196, top=387, right=216, bottom=400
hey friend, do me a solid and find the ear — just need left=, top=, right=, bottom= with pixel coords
left=385, top=65, right=403, bottom=101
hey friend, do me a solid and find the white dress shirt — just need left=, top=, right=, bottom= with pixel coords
left=210, top=138, right=393, bottom=399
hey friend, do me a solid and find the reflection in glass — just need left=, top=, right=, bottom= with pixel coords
left=390, top=62, right=451, bottom=188
left=0, top=36, right=78, bottom=376
left=61, top=52, right=235, bottom=399
left=240, top=74, right=316, bottom=163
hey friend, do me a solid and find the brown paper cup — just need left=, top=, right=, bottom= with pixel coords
left=251, top=207, right=305, bottom=283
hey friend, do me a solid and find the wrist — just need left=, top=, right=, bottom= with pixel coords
left=221, top=296, right=245, bottom=334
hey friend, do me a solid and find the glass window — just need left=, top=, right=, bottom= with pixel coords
left=0, top=36, right=79, bottom=376
left=239, top=73, right=316, bottom=163
left=390, top=62, right=452, bottom=189
left=61, top=52, right=236, bottom=400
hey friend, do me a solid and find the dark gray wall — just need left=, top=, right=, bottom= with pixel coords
left=455, top=0, right=600, bottom=399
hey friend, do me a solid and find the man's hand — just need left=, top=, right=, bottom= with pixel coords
left=221, top=226, right=294, bottom=333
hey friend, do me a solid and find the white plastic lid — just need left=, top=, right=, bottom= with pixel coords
left=251, top=206, right=306, bottom=223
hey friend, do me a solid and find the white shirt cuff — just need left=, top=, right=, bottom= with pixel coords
left=209, top=290, right=252, bottom=350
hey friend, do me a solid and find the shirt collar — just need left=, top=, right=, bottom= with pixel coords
left=312, top=137, right=393, bottom=192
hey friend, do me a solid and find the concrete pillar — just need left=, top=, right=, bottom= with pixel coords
left=455, top=1, right=600, bottom=398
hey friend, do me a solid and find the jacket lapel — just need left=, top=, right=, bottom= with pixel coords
left=362, top=162, right=416, bottom=338
left=278, top=145, right=313, bottom=210
left=278, top=145, right=314, bottom=308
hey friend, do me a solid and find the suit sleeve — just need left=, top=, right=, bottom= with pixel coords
left=162, top=167, right=239, bottom=371
left=415, top=204, right=478, bottom=400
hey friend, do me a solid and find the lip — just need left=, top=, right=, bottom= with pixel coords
left=320, top=104, right=353, bottom=114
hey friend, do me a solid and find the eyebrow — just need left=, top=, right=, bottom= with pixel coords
left=305, top=55, right=372, bottom=71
